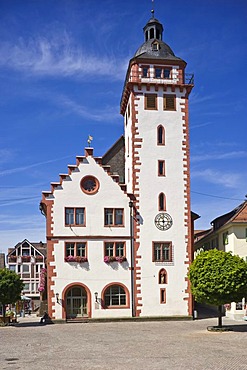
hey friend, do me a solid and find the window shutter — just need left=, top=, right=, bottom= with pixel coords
left=164, top=94, right=175, bottom=110
left=146, top=94, right=157, bottom=109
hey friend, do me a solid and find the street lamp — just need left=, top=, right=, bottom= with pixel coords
left=94, top=292, right=98, bottom=303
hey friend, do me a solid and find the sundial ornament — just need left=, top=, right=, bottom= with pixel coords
left=155, top=213, right=173, bottom=231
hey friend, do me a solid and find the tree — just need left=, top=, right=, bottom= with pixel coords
left=0, top=268, right=24, bottom=318
left=188, top=249, right=247, bottom=327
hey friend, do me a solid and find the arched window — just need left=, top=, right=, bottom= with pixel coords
left=158, top=193, right=166, bottom=211
left=157, top=125, right=165, bottom=145
left=103, top=284, right=129, bottom=308
left=159, top=269, right=167, bottom=284
left=150, top=28, right=154, bottom=39
left=145, top=30, right=148, bottom=41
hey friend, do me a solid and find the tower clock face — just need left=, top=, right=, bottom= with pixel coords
left=154, top=213, right=173, bottom=231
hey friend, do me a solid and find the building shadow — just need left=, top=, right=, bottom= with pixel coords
left=194, top=302, right=220, bottom=319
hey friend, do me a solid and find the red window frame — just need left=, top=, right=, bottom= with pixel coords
left=158, top=160, right=165, bottom=176
left=104, top=241, right=126, bottom=258
left=158, top=193, right=166, bottom=211
left=65, top=207, right=86, bottom=226
left=160, top=288, right=166, bottom=304
left=157, top=125, right=165, bottom=145
left=153, top=242, right=172, bottom=262
left=104, top=208, right=124, bottom=227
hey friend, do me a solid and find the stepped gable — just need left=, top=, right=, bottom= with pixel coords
left=42, top=146, right=128, bottom=199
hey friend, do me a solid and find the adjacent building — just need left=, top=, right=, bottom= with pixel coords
left=7, top=239, right=46, bottom=311
left=41, top=12, right=194, bottom=321
left=194, top=201, right=247, bottom=319
left=0, top=253, right=5, bottom=269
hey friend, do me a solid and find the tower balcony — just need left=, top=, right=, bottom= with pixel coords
left=128, top=70, right=194, bottom=86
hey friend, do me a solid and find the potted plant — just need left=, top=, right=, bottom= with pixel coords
left=104, top=256, right=117, bottom=263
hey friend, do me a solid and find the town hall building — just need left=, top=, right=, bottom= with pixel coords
left=40, top=12, right=194, bottom=321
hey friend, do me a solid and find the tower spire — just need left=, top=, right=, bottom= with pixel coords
left=151, top=0, right=155, bottom=18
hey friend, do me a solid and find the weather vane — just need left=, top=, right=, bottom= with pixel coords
left=87, top=135, right=93, bottom=147
left=151, top=0, right=155, bottom=18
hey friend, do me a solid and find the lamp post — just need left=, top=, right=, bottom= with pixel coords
left=129, top=201, right=136, bottom=317
left=94, top=292, right=98, bottom=303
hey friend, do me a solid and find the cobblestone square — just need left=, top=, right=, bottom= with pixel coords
left=1, top=315, right=247, bottom=369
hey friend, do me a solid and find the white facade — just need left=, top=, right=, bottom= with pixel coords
left=42, top=14, right=194, bottom=321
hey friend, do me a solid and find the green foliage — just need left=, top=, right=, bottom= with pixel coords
left=188, top=249, right=247, bottom=306
left=0, top=268, right=24, bottom=308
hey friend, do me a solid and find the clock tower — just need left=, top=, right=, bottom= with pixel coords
left=120, top=12, right=194, bottom=316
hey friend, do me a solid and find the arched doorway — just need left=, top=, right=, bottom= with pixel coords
left=65, top=286, right=88, bottom=319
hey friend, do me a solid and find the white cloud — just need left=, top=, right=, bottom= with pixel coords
left=0, top=149, right=15, bottom=164
left=57, top=95, right=120, bottom=122
left=191, top=168, right=241, bottom=188
left=0, top=32, right=128, bottom=80
left=191, top=151, right=247, bottom=163
left=190, top=122, right=213, bottom=129
left=0, top=155, right=72, bottom=176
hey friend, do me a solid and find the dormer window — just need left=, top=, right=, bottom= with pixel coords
left=152, top=42, right=159, bottom=51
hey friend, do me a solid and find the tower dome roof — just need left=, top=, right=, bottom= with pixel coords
left=134, top=16, right=184, bottom=63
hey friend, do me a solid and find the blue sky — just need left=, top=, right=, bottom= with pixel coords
left=0, top=0, right=247, bottom=254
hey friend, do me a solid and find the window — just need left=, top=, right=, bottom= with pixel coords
left=160, top=288, right=166, bottom=304
left=65, top=242, right=86, bottom=257
left=104, top=208, right=124, bottom=226
left=23, top=283, right=30, bottom=291
left=9, top=265, right=16, bottom=272
left=164, top=68, right=171, bottom=78
left=153, top=242, right=172, bottom=262
left=158, top=193, right=166, bottom=211
left=145, top=94, right=157, bottom=110
left=77, top=243, right=86, bottom=257
left=80, top=175, right=99, bottom=195
left=154, top=67, right=171, bottom=79
left=22, top=264, right=30, bottom=273
left=65, top=243, right=75, bottom=257
left=65, top=208, right=85, bottom=226
left=159, top=269, right=167, bottom=284
left=157, top=125, right=165, bottom=145
left=105, top=242, right=125, bottom=258
left=158, top=160, right=165, bottom=176
left=155, top=68, right=162, bottom=78
left=104, top=285, right=127, bottom=307
left=211, top=238, right=218, bottom=248
left=152, top=42, right=159, bottom=51
left=142, top=66, right=149, bottom=77
left=163, top=94, right=176, bottom=111
left=223, top=232, right=229, bottom=246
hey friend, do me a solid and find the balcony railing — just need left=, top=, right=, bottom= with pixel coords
left=127, top=71, right=194, bottom=85
left=185, top=73, right=194, bottom=85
